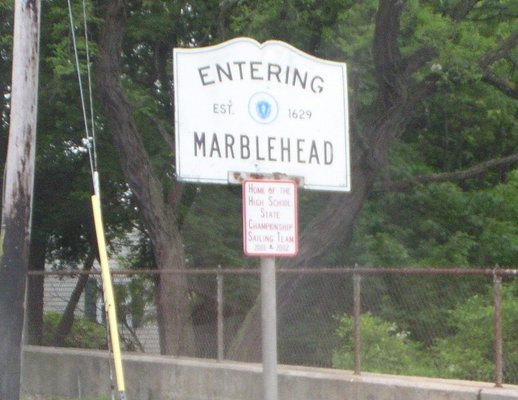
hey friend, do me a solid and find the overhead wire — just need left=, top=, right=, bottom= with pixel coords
left=66, top=0, right=98, bottom=194
left=81, top=0, right=98, bottom=174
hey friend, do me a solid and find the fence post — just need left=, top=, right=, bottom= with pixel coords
left=217, top=265, right=224, bottom=362
left=493, top=270, right=503, bottom=387
left=353, top=265, right=361, bottom=375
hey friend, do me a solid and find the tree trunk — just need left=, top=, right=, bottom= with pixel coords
left=228, top=0, right=415, bottom=361
left=227, top=115, right=399, bottom=360
left=53, top=251, right=96, bottom=347
left=95, top=0, right=195, bottom=356
left=0, top=1, right=40, bottom=398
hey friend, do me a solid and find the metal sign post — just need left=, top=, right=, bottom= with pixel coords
left=242, top=178, right=298, bottom=400
left=173, top=37, right=350, bottom=400
left=261, top=256, right=278, bottom=400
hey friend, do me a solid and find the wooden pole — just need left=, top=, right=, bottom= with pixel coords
left=0, top=1, right=41, bottom=399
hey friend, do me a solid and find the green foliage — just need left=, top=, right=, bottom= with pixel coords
left=20, top=0, right=518, bottom=273
left=42, top=311, right=107, bottom=350
left=28, top=0, right=137, bottom=270
left=333, top=284, right=518, bottom=383
left=2, top=0, right=518, bottom=378
left=181, top=185, right=250, bottom=267
left=320, top=0, right=379, bottom=107
left=341, top=173, right=518, bottom=348
left=347, top=182, right=475, bottom=268
left=332, top=312, right=436, bottom=376
left=114, top=277, right=150, bottom=329
left=231, top=0, right=350, bottom=54
left=432, top=284, right=518, bottom=383
left=180, top=185, right=259, bottom=318
left=469, top=171, right=518, bottom=266
left=348, top=171, right=518, bottom=269
left=279, top=275, right=351, bottom=367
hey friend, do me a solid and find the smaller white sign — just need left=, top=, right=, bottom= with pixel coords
left=243, top=180, right=298, bottom=257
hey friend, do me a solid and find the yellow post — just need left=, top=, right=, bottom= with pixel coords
left=91, top=194, right=127, bottom=397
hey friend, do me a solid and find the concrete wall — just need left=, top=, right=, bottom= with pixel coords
left=22, top=346, right=518, bottom=400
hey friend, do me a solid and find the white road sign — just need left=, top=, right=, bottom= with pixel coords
left=174, top=37, right=350, bottom=191
left=242, top=180, right=298, bottom=257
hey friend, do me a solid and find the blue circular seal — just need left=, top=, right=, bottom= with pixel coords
left=248, top=92, right=278, bottom=124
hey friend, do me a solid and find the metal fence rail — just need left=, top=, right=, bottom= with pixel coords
left=27, top=266, right=518, bottom=386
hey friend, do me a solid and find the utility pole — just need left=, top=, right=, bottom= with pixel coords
left=0, top=1, right=41, bottom=399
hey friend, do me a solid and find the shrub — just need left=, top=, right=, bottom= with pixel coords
left=42, top=311, right=107, bottom=349
left=332, top=312, right=436, bottom=376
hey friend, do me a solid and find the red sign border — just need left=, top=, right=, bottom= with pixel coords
left=242, top=179, right=298, bottom=257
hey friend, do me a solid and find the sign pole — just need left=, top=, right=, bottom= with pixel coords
left=174, top=37, right=351, bottom=400
left=261, top=256, right=278, bottom=400
left=242, top=178, right=296, bottom=400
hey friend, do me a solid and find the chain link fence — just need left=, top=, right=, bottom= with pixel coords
left=27, top=267, right=518, bottom=385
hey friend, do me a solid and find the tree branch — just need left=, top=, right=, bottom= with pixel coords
left=229, top=0, right=439, bottom=361
left=482, top=73, right=518, bottom=100
left=217, top=0, right=240, bottom=39
left=376, top=153, right=518, bottom=192
left=451, top=0, right=480, bottom=22
left=148, top=115, right=175, bottom=153
left=479, top=31, right=518, bottom=99
left=53, top=251, right=96, bottom=347
left=373, top=0, right=405, bottom=106
left=403, top=46, right=437, bottom=76
left=479, top=31, right=518, bottom=69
